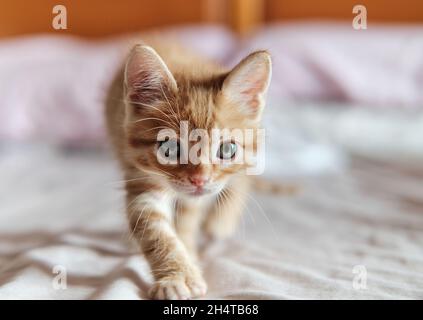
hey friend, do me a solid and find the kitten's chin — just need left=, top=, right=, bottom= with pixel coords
left=186, top=188, right=214, bottom=197
left=172, top=184, right=223, bottom=198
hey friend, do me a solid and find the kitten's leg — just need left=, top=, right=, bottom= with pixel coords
left=204, top=177, right=250, bottom=240
left=127, top=190, right=207, bottom=300
left=174, top=199, right=203, bottom=259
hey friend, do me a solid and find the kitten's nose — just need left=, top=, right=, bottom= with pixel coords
left=189, top=175, right=209, bottom=187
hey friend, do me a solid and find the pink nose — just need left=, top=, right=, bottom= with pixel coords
left=189, top=175, right=209, bottom=187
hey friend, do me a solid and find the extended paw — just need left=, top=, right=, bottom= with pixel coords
left=149, top=271, right=207, bottom=300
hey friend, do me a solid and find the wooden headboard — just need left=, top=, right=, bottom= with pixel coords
left=0, top=0, right=227, bottom=38
left=264, top=0, right=423, bottom=24
left=0, top=0, right=422, bottom=38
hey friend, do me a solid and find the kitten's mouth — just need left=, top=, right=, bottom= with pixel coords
left=169, top=181, right=223, bottom=197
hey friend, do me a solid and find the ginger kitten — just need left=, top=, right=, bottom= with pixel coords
left=105, top=41, right=271, bottom=299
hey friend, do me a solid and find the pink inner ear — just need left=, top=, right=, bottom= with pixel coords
left=240, top=80, right=265, bottom=111
left=222, top=51, right=271, bottom=118
left=241, top=85, right=261, bottom=96
left=127, top=69, right=161, bottom=104
left=247, top=97, right=260, bottom=111
left=126, top=52, right=144, bottom=86
left=240, top=70, right=267, bottom=94
left=125, top=47, right=177, bottom=107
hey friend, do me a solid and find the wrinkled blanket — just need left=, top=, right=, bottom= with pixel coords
left=0, top=145, right=422, bottom=299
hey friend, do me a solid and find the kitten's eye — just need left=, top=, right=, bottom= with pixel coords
left=217, top=141, right=237, bottom=160
left=158, top=139, right=180, bottom=159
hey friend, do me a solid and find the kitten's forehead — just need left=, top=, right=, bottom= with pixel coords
left=175, top=78, right=222, bottom=131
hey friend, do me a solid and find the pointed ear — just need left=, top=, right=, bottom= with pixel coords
left=124, top=45, right=177, bottom=106
left=221, top=51, right=272, bottom=121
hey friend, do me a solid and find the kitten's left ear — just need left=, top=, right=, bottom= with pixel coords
left=222, top=51, right=272, bottom=122
left=124, top=44, right=177, bottom=106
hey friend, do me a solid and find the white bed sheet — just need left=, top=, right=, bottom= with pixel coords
left=0, top=144, right=422, bottom=299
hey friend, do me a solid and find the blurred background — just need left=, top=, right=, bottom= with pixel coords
left=0, top=0, right=422, bottom=299
left=1, top=0, right=423, bottom=168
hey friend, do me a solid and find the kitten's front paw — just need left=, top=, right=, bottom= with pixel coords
left=149, top=271, right=207, bottom=300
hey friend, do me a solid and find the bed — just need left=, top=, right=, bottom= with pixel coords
left=1, top=142, right=422, bottom=299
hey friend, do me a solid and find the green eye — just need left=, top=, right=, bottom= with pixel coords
left=218, top=141, right=237, bottom=160
left=158, top=139, right=180, bottom=159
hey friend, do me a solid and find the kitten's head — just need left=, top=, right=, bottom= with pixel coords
left=123, top=45, right=271, bottom=197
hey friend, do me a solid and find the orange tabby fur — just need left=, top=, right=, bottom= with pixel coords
left=105, top=39, right=271, bottom=300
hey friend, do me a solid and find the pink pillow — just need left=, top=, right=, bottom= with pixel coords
left=233, top=22, right=423, bottom=108
left=0, top=25, right=237, bottom=145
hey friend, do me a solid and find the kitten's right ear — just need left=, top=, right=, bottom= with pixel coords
left=124, top=45, right=177, bottom=106
left=221, top=51, right=271, bottom=122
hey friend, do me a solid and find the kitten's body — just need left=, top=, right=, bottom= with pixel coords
left=105, top=39, right=271, bottom=299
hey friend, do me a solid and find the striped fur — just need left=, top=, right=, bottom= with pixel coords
left=105, top=40, right=271, bottom=299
